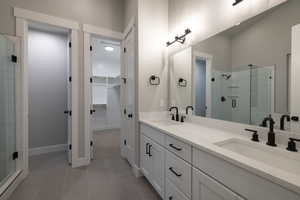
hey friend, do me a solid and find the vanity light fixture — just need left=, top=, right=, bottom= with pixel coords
left=233, top=0, right=244, bottom=6
left=166, top=28, right=191, bottom=47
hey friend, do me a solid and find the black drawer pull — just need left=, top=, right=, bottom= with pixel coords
left=149, top=145, right=152, bottom=157
left=169, top=167, right=182, bottom=177
left=169, top=144, right=182, bottom=151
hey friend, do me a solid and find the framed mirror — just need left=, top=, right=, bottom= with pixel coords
left=169, top=0, right=300, bottom=131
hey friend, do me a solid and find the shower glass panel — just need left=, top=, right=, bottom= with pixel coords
left=211, top=67, right=251, bottom=124
left=250, top=66, right=275, bottom=125
left=0, top=34, right=17, bottom=189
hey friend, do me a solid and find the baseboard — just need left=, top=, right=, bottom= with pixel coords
left=93, top=125, right=120, bottom=132
left=72, top=158, right=90, bottom=168
left=0, top=170, right=26, bottom=200
left=29, top=144, right=67, bottom=156
left=132, top=164, right=143, bottom=178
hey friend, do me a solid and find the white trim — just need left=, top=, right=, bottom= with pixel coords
left=192, top=51, right=213, bottom=117
left=132, top=164, right=142, bottom=178
left=83, top=24, right=123, bottom=164
left=71, top=158, right=90, bottom=168
left=14, top=8, right=79, bottom=30
left=93, top=126, right=121, bottom=132
left=83, top=24, right=123, bottom=40
left=123, top=17, right=135, bottom=39
left=16, top=17, right=29, bottom=176
left=83, top=32, right=92, bottom=161
left=0, top=170, right=26, bottom=200
left=29, top=144, right=67, bottom=156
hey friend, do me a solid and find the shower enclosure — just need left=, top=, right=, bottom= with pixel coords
left=0, top=34, right=19, bottom=194
left=211, top=65, right=274, bottom=125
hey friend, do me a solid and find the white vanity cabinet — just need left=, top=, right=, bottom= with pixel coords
left=139, top=123, right=300, bottom=200
left=140, top=134, right=165, bottom=198
left=192, top=168, right=245, bottom=200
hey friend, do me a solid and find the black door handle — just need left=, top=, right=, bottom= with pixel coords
left=90, top=109, right=96, bottom=115
left=169, top=167, right=182, bottom=177
left=146, top=143, right=149, bottom=155
left=148, top=145, right=152, bottom=157
left=169, top=197, right=173, bottom=200
left=169, top=144, right=182, bottom=151
left=128, top=114, right=133, bottom=118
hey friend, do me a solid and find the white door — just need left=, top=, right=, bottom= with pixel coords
left=0, top=34, right=21, bottom=194
left=121, top=27, right=136, bottom=166
left=291, top=24, right=300, bottom=132
left=192, top=168, right=245, bottom=200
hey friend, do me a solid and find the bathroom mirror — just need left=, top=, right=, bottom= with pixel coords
left=169, top=1, right=300, bottom=131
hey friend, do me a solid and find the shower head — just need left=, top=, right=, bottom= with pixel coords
left=221, top=74, right=231, bottom=80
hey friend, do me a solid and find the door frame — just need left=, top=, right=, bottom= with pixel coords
left=13, top=8, right=81, bottom=170
left=191, top=51, right=213, bottom=117
left=83, top=24, right=123, bottom=163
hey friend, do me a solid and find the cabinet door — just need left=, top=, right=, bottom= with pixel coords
left=149, top=141, right=165, bottom=198
left=193, top=168, right=245, bottom=200
left=140, top=134, right=151, bottom=179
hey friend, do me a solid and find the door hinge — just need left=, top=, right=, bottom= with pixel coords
left=124, top=140, right=127, bottom=145
left=69, top=76, right=72, bottom=82
left=90, top=77, right=93, bottom=83
left=69, top=144, right=72, bottom=150
left=90, top=109, right=95, bottom=115
left=90, top=46, right=93, bottom=51
left=12, top=152, right=18, bottom=160
left=69, top=42, right=72, bottom=48
left=123, top=48, right=126, bottom=53
left=90, top=141, right=93, bottom=146
left=11, top=55, right=17, bottom=63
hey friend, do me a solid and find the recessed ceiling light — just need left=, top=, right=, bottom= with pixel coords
left=104, top=46, right=114, bottom=52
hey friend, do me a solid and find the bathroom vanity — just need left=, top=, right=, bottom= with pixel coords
left=139, top=118, right=300, bottom=200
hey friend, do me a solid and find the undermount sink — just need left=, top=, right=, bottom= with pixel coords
left=215, top=138, right=300, bottom=174
left=150, top=119, right=182, bottom=126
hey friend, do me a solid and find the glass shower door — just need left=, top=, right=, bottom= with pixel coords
left=0, top=34, right=17, bottom=190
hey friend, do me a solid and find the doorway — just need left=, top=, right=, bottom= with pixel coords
left=192, top=52, right=212, bottom=118
left=27, top=23, right=71, bottom=164
left=194, top=59, right=207, bottom=117
left=89, top=37, right=121, bottom=159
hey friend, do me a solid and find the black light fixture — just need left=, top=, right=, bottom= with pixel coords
left=167, top=28, right=191, bottom=47
left=233, top=0, right=244, bottom=6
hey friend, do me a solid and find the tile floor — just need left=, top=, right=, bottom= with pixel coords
left=9, top=129, right=161, bottom=200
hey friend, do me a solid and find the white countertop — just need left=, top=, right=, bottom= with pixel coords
left=140, top=118, right=300, bottom=195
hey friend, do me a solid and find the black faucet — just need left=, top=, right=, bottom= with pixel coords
left=169, top=106, right=179, bottom=121
left=262, top=115, right=276, bottom=147
left=280, top=114, right=290, bottom=130
left=186, top=106, right=194, bottom=115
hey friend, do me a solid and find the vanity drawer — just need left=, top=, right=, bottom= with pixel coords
left=166, top=179, right=190, bottom=200
left=166, top=151, right=192, bottom=198
left=165, top=135, right=192, bottom=163
left=140, top=124, right=165, bottom=146
left=192, top=148, right=300, bottom=200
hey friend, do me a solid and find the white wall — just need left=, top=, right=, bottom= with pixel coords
left=28, top=29, right=68, bottom=148
left=138, top=0, right=169, bottom=112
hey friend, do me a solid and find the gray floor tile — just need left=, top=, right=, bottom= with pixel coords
left=9, top=129, right=161, bottom=200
